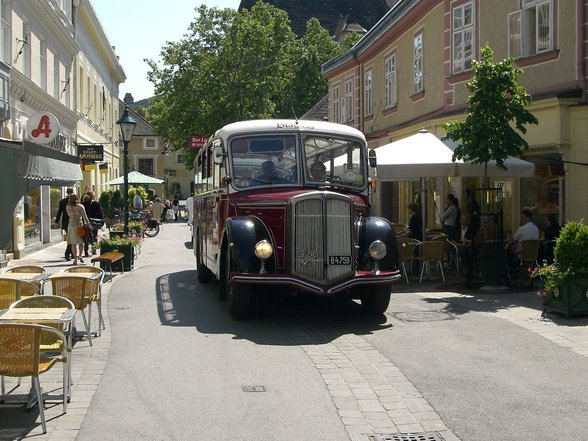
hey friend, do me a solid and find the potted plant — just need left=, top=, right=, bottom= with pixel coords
left=534, top=220, right=588, bottom=318
left=95, top=235, right=142, bottom=271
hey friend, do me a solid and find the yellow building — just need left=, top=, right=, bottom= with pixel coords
left=322, top=0, right=586, bottom=237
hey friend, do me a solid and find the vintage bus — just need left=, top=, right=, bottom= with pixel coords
left=193, top=119, right=400, bottom=318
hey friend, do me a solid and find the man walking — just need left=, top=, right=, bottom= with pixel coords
left=186, top=193, right=194, bottom=224
left=55, top=187, right=74, bottom=261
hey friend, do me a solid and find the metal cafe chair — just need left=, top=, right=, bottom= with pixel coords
left=8, top=295, right=76, bottom=399
left=61, top=266, right=105, bottom=336
left=3, top=265, right=46, bottom=298
left=0, top=323, right=69, bottom=434
left=48, top=275, right=94, bottom=346
left=397, top=238, right=420, bottom=284
left=0, top=279, right=40, bottom=309
left=413, top=240, right=447, bottom=283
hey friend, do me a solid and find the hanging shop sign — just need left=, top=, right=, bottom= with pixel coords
left=78, top=144, right=104, bottom=161
left=27, top=112, right=60, bottom=144
left=189, top=136, right=207, bottom=149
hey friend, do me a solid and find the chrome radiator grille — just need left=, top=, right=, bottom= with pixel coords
left=290, top=193, right=354, bottom=283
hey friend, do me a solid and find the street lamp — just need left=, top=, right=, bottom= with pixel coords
left=116, top=106, right=136, bottom=235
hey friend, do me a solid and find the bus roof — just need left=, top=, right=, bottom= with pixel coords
left=215, top=119, right=366, bottom=142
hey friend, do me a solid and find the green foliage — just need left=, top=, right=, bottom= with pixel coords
left=443, top=44, right=538, bottom=175
left=95, top=235, right=141, bottom=250
left=554, top=221, right=588, bottom=273
left=146, top=3, right=347, bottom=169
left=111, top=190, right=123, bottom=213
left=534, top=221, right=588, bottom=293
left=98, top=191, right=113, bottom=218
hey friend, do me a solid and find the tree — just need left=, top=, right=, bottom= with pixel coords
left=443, top=44, right=538, bottom=178
left=146, top=3, right=348, bottom=169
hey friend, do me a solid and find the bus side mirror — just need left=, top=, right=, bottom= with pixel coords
left=213, top=146, right=224, bottom=165
left=368, top=149, right=377, bottom=168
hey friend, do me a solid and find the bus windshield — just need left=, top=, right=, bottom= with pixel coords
left=228, top=133, right=366, bottom=189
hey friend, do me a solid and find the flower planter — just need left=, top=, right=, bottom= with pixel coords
left=99, top=243, right=134, bottom=271
left=544, top=274, right=588, bottom=318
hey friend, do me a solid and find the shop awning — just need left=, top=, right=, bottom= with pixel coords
left=16, top=151, right=82, bottom=185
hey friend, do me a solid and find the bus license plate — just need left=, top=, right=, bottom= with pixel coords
left=329, top=256, right=351, bottom=265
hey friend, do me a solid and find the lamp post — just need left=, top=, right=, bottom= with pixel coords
left=116, top=107, right=136, bottom=235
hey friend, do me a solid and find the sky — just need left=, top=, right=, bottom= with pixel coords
left=91, top=0, right=241, bottom=101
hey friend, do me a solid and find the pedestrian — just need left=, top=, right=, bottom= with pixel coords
left=186, top=193, right=194, bottom=224
left=82, top=191, right=104, bottom=256
left=133, top=190, right=143, bottom=210
left=542, top=213, right=561, bottom=263
left=465, top=188, right=481, bottom=236
left=457, top=214, right=477, bottom=288
left=441, top=194, right=460, bottom=242
left=54, top=187, right=74, bottom=261
left=173, top=197, right=179, bottom=221
left=407, top=203, right=422, bottom=241
left=65, top=193, right=91, bottom=265
left=151, top=197, right=164, bottom=222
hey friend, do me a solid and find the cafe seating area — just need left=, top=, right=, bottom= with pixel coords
left=0, top=264, right=105, bottom=434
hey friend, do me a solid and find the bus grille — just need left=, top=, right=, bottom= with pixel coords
left=290, top=193, right=354, bottom=284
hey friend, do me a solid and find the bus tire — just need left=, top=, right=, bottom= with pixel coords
left=360, top=284, right=391, bottom=314
left=228, top=281, right=254, bottom=319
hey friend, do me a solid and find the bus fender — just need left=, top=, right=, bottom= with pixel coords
left=225, top=216, right=275, bottom=274
left=357, top=217, right=399, bottom=271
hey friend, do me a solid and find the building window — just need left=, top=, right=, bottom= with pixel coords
left=384, top=53, right=397, bottom=108
left=344, top=78, right=353, bottom=122
left=364, top=69, right=373, bottom=117
left=0, top=0, right=9, bottom=63
left=138, top=157, right=154, bottom=175
left=452, top=2, right=474, bottom=74
left=413, top=32, right=424, bottom=94
left=40, top=39, right=47, bottom=91
left=145, top=138, right=157, bottom=149
left=176, top=153, right=185, bottom=164
left=332, top=84, right=341, bottom=123
left=508, top=0, right=552, bottom=58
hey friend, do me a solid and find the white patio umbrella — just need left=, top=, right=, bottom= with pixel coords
left=105, top=170, right=164, bottom=185
left=370, top=129, right=535, bottom=240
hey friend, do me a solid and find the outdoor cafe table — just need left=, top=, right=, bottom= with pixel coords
left=0, top=272, right=48, bottom=282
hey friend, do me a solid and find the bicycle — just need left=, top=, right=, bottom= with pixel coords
left=111, top=209, right=160, bottom=238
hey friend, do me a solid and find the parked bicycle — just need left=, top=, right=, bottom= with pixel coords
left=111, top=209, right=160, bottom=237
left=505, top=239, right=541, bottom=289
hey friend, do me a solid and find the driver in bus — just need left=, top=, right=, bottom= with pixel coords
left=309, top=160, right=326, bottom=180
left=256, top=160, right=286, bottom=184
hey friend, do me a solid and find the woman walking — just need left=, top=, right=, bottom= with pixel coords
left=66, top=193, right=91, bottom=265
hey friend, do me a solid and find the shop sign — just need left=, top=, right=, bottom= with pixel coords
left=27, top=112, right=60, bottom=144
left=78, top=144, right=104, bottom=161
left=189, top=136, right=207, bottom=149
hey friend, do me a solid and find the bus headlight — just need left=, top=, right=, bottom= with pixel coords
left=368, top=240, right=387, bottom=260
left=255, top=240, right=273, bottom=260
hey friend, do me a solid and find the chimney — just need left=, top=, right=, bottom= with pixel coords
left=123, top=93, right=134, bottom=105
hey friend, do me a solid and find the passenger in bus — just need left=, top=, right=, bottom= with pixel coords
left=309, top=161, right=326, bottom=180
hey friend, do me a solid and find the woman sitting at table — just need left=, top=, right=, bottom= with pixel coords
left=65, top=193, right=91, bottom=265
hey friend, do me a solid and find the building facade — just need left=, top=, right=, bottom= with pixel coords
left=0, top=0, right=124, bottom=263
left=322, top=0, right=587, bottom=237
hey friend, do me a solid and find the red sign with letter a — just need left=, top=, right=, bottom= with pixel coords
left=189, top=136, right=207, bottom=149
left=27, top=112, right=60, bottom=144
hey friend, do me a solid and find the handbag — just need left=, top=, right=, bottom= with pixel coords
left=89, top=218, right=104, bottom=229
left=76, top=225, right=88, bottom=239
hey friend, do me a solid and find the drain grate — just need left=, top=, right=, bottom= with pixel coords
left=389, top=311, right=454, bottom=322
left=114, top=306, right=130, bottom=310
left=242, top=385, right=266, bottom=392
left=368, top=433, right=443, bottom=441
